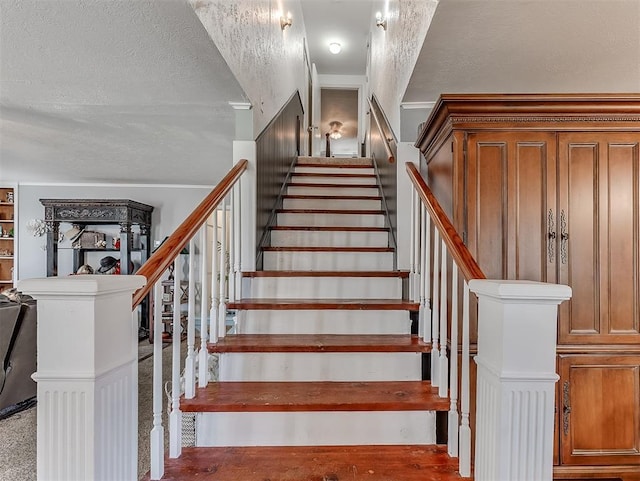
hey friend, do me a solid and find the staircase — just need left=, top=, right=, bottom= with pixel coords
left=148, top=156, right=465, bottom=480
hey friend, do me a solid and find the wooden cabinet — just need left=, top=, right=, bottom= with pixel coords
left=559, top=354, right=640, bottom=466
left=0, top=186, right=16, bottom=289
left=416, top=94, right=640, bottom=479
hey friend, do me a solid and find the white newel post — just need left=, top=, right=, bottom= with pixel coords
left=469, top=280, right=571, bottom=481
left=19, top=275, right=146, bottom=481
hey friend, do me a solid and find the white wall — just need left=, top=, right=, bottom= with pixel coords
left=369, top=1, right=438, bottom=136
left=17, top=184, right=210, bottom=280
left=191, top=0, right=308, bottom=136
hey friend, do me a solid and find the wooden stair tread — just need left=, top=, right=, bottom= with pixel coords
left=208, top=334, right=429, bottom=353
left=292, top=172, right=376, bottom=178
left=142, top=445, right=467, bottom=481
left=181, top=381, right=448, bottom=412
left=243, top=270, right=409, bottom=278
left=270, top=225, right=388, bottom=231
left=262, top=246, right=393, bottom=252
left=283, top=194, right=382, bottom=200
left=228, top=298, right=418, bottom=310
left=277, top=208, right=384, bottom=214
left=287, top=182, right=379, bottom=188
left=296, top=163, right=373, bottom=168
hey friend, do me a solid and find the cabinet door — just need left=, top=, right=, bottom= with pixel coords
left=558, top=133, right=640, bottom=344
left=559, top=354, right=640, bottom=465
left=465, top=132, right=557, bottom=282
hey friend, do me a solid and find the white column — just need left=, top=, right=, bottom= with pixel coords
left=469, top=280, right=571, bottom=481
left=19, top=275, right=146, bottom=481
left=233, top=140, right=256, bottom=272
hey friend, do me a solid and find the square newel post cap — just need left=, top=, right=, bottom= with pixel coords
left=469, top=279, right=572, bottom=304
left=19, top=274, right=146, bottom=298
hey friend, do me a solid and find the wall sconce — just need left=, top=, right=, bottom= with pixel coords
left=280, top=12, right=292, bottom=30
left=375, top=11, right=387, bottom=30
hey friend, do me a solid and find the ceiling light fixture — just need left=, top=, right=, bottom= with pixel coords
left=375, top=11, right=387, bottom=30
left=328, top=42, right=342, bottom=54
left=280, top=12, right=292, bottom=30
left=328, top=120, right=343, bottom=139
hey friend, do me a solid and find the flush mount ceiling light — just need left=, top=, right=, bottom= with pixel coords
left=328, top=42, right=342, bottom=54
left=375, top=11, right=387, bottom=30
left=280, top=12, right=292, bottom=30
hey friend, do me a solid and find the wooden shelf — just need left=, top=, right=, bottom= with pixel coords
left=0, top=256, right=14, bottom=260
left=0, top=237, right=14, bottom=241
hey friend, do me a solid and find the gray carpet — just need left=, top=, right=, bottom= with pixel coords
left=0, top=340, right=177, bottom=481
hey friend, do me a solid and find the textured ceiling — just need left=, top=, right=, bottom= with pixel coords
left=404, top=0, right=640, bottom=103
left=0, top=0, right=246, bottom=185
left=300, top=0, right=374, bottom=76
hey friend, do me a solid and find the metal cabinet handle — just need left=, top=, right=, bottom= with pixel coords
left=560, top=210, right=568, bottom=264
left=562, top=381, right=571, bottom=436
left=548, top=209, right=556, bottom=263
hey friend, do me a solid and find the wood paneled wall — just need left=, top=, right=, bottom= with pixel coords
left=255, top=91, right=304, bottom=268
left=369, top=96, right=398, bottom=253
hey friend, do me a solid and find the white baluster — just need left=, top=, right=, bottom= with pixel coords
left=150, top=279, right=164, bottom=479
left=218, top=197, right=228, bottom=339
left=418, top=205, right=427, bottom=340
left=169, top=255, right=182, bottom=458
left=228, top=188, right=235, bottom=303
left=199, top=225, right=210, bottom=388
left=234, top=181, right=242, bottom=301
left=438, top=241, right=449, bottom=398
left=459, top=280, right=471, bottom=477
left=431, top=229, right=441, bottom=386
left=448, top=264, right=459, bottom=458
left=423, top=210, right=431, bottom=341
left=413, top=191, right=421, bottom=302
left=184, top=238, right=197, bottom=399
left=409, top=188, right=416, bottom=300
left=210, top=207, right=219, bottom=344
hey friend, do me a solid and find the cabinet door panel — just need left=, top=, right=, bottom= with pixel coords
left=466, top=132, right=555, bottom=282
left=607, top=143, right=639, bottom=334
left=558, top=133, right=640, bottom=344
left=559, top=354, right=640, bottom=465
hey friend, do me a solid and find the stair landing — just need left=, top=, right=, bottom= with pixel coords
left=142, top=445, right=469, bottom=481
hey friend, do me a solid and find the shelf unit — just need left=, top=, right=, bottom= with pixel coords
left=0, top=186, right=16, bottom=288
left=40, top=198, right=154, bottom=336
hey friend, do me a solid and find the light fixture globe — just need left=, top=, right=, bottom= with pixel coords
left=328, top=42, right=342, bottom=54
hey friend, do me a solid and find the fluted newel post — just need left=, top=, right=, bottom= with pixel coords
left=469, top=280, right=571, bottom=481
left=19, top=275, right=146, bottom=481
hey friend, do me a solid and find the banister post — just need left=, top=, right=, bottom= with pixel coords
left=469, top=280, right=571, bottom=481
left=19, top=275, right=146, bottom=481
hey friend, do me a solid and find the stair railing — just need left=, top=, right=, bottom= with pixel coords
left=133, top=158, right=248, bottom=480
left=406, top=162, right=485, bottom=478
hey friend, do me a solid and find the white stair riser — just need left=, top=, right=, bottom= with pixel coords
left=277, top=212, right=385, bottom=227
left=263, top=251, right=394, bottom=271
left=297, top=157, right=372, bottom=166
left=218, top=352, right=423, bottom=381
left=246, top=276, right=402, bottom=299
left=195, top=411, right=436, bottom=447
left=283, top=197, right=382, bottom=210
left=287, top=186, right=378, bottom=196
left=290, top=175, right=377, bottom=185
left=294, top=166, right=375, bottom=175
left=270, top=229, right=389, bottom=247
left=235, top=309, right=411, bottom=335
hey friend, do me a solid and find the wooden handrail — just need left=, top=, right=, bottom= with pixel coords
left=132, top=159, right=249, bottom=308
left=367, top=97, right=395, bottom=164
left=406, top=162, right=485, bottom=282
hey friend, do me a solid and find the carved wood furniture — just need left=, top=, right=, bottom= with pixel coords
left=40, top=198, right=153, bottom=336
left=416, top=94, right=640, bottom=480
